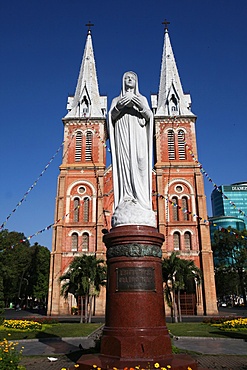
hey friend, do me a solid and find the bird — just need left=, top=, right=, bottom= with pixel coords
left=79, top=343, right=83, bottom=350
left=47, top=357, right=58, bottom=362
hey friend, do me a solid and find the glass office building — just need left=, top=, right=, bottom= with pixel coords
left=211, top=182, right=247, bottom=222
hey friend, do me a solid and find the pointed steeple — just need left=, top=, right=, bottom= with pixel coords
left=65, top=26, right=106, bottom=119
left=156, top=25, right=194, bottom=117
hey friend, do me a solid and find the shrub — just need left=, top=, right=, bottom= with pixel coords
left=203, top=316, right=241, bottom=324
left=22, top=316, right=58, bottom=325
left=0, top=335, right=25, bottom=370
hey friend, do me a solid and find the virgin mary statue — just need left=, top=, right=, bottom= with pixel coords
left=108, top=71, right=156, bottom=227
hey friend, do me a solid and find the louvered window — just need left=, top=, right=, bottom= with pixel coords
left=184, top=232, right=192, bottom=250
left=75, top=132, right=82, bottom=161
left=182, top=197, right=189, bottom=221
left=71, top=233, right=78, bottom=251
left=85, top=131, right=93, bottom=161
left=173, top=232, right=180, bottom=251
left=83, top=197, right=89, bottom=222
left=172, top=197, right=179, bottom=221
left=73, top=198, right=80, bottom=222
left=178, top=130, right=186, bottom=160
left=82, top=233, right=89, bottom=251
left=168, top=130, right=175, bottom=160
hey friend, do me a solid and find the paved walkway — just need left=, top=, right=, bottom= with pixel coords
left=17, top=335, right=246, bottom=356
left=174, top=336, right=247, bottom=355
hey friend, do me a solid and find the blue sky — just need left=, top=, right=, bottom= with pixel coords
left=1, top=0, right=247, bottom=250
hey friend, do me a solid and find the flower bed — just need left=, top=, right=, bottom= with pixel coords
left=3, top=320, right=42, bottom=331
left=212, top=317, right=247, bottom=330
left=0, top=334, right=25, bottom=370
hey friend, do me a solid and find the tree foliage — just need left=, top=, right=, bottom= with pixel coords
left=59, top=254, right=107, bottom=323
left=212, top=227, right=247, bottom=305
left=0, top=229, right=50, bottom=309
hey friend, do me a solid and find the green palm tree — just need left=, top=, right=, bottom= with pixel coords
left=59, top=255, right=107, bottom=323
left=162, top=252, right=201, bottom=322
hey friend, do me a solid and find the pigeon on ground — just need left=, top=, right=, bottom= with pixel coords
left=47, top=357, right=58, bottom=362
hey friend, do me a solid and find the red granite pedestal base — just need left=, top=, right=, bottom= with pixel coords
left=74, top=226, right=198, bottom=370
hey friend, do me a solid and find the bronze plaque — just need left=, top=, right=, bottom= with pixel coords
left=116, top=267, right=155, bottom=292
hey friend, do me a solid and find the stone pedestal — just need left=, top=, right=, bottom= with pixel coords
left=75, top=225, right=198, bottom=370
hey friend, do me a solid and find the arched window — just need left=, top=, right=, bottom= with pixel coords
left=83, top=197, right=89, bottom=222
left=182, top=197, right=189, bottom=221
left=73, top=198, right=80, bottom=222
left=75, top=131, right=82, bottom=161
left=71, top=233, right=78, bottom=251
left=85, top=131, right=93, bottom=161
left=173, top=232, right=181, bottom=251
left=178, top=130, right=186, bottom=160
left=171, top=196, right=179, bottom=221
left=184, top=232, right=192, bottom=250
left=168, top=130, right=175, bottom=160
left=82, top=232, right=89, bottom=251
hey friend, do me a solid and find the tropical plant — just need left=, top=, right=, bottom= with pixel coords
left=162, top=252, right=201, bottom=322
left=59, top=255, right=107, bottom=323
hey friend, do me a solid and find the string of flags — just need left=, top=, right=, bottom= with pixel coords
left=210, top=224, right=247, bottom=240
left=152, top=190, right=208, bottom=224
left=1, top=116, right=246, bottom=248
left=0, top=132, right=76, bottom=231
left=163, top=117, right=247, bottom=221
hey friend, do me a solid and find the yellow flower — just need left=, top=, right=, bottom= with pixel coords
left=61, top=368, right=67, bottom=370
left=167, top=366, right=171, bottom=369
left=74, top=365, right=79, bottom=368
left=188, top=367, right=193, bottom=370
left=154, top=363, right=160, bottom=369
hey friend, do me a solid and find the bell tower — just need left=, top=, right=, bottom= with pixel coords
left=47, top=26, right=108, bottom=315
left=152, top=23, right=218, bottom=315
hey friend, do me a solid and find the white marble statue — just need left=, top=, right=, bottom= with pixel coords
left=108, top=71, right=156, bottom=227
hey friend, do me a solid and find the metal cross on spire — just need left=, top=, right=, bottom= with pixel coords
left=85, top=21, right=94, bottom=34
left=162, top=19, right=170, bottom=31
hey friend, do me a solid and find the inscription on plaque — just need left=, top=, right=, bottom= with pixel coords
left=116, top=267, right=155, bottom=292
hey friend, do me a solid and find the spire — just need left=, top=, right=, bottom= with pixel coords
left=156, top=23, right=194, bottom=117
left=65, top=24, right=106, bottom=119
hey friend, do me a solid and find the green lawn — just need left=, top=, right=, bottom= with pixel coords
left=1, top=322, right=246, bottom=341
left=167, top=322, right=247, bottom=341
left=0, top=323, right=102, bottom=340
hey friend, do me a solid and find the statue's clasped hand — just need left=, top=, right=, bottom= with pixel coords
left=116, top=95, right=132, bottom=110
left=117, top=94, right=143, bottom=111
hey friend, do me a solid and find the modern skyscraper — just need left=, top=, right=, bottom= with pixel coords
left=211, top=182, right=247, bottom=222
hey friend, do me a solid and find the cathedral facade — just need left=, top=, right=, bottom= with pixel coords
left=47, top=27, right=218, bottom=317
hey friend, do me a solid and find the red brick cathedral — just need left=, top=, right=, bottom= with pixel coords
left=47, top=26, right=218, bottom=316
